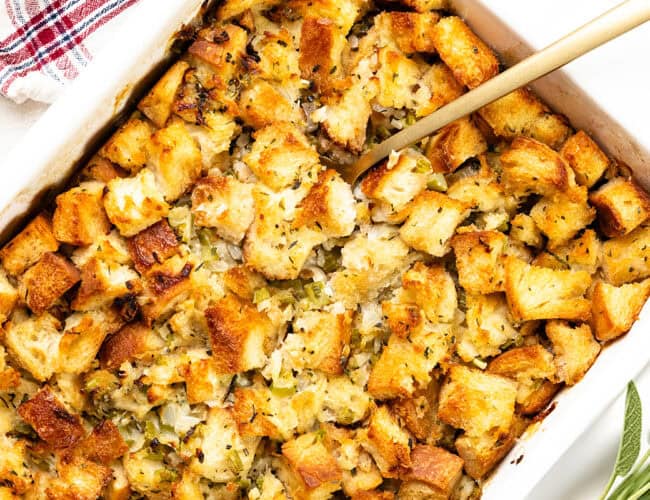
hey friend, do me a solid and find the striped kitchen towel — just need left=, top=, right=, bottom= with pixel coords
left=0, top=0, right=141, bottom=104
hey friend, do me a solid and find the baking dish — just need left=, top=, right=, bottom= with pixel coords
left=2, top=1, right=649, bottom=498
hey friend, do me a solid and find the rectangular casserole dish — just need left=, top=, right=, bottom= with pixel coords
left=1, top=1, right=649, bottom=498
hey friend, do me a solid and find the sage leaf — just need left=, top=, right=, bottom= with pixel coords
left=616, top=381, right=643, bottom=477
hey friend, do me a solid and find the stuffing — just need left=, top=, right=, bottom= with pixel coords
left=216, top=0, right=282, bottom=21
left=53, top=181, right=111, bottom=246
left=205, top=293, right=276, bottom=374
left=292, top=310, right=353, bottom=375
left=185, top=110, right=239, bottom=168
left=2, top=311, right=62, bottom=381
left=80, top=155, right=127, bottom=183
left=362, top=405, right=413, bottom=477
left=500, top=137, right=574, bottom=198
left=538, top=229, right=602, bottom=275
left=382, top=301, right=423, bottom=339
left=390, top=380, right=445, bottom=443
left=124, top=449, right=181, bottom=494
left=510, top=213, right=544, bottom=248
left=299, top=17, right=346, bottom=92
left=140, top=256, right=193, bottom=323
left=295, top=169, right=357, bottom=237
left=287, top=0, right=365, bottom=34
left=239, top=80, right=304, bottom=129
left=360, top=150, right=430, bottom=222
left=0, top=213, right=59, bottom=276
left=138, top=60, right=189, bottom=127
left=451, top=231, right=507, bottom=294
left=104, top=168, right=170, bottom=237
left=425, top=117, right=487, bottom=173
left=254, top=29, right=301, bottom=83
left=244, top=122, right=320, bottom=191
left=517, top=380, right=561, bottom=416
left=72, top=257, right=140, bottom=311
left=530, top=186, right=596, bottom=248
left=99, top=322, right=165, bottom=369
left=446, top=157, right=514, bottom=213
left=19, top=252, right=79, bottom=314
left=233, top=380, right=291, bottom=441
left=72, top=230, right=131, bottom=268
left=187, top=24, right=248, bottom=86
left=0, top=345, right=20, bottom=391
left=400, top=262, right=457, bottom=323
left=147, top=121, right=202, bottom=202
left=375, top=11, right=439, bottom=54
left=45, top=456, right=111, bottom=500
left=282, top=431, right=342, bottom=491
left=0, top=437, right=31, bottom=493
left=399, top=191, right=470, bottom=257
left=437, top=365, right=517, bottom=437
left=590, top=177, right=650, bottom=237
left=99, top=115, right=154, bottom=173
left=127, top=220, right=179, bottom=274
left=601, top=224, right=650, bottom=285
left=590, top=279, right=650, bottom=341
left=478, top=88, right=571, bottom=149
left=223, top=265, right=267, bottom=302
left=0, top=269, right=18, bottom=322
left=376, top=47, right=431, bottom=111
left=183, top=358, right=232, bottom=405
left=504, top=256, right=591, bottom=321
left=386, top=0, right=448, bottom=11
left=78, top=420, right=129, bottom=465
left=191, top=174, right=256, bottom=244
left=432, top=16, right=498, bottom=89
left=418, top=62, right=465, bottom=116
left=560, top=130, right=609, bottom=187
left=402, top=445, right=464, bottom=498
left=171, top=472, right=204, bottom=500
left=546, top=320, right=600, bottom=386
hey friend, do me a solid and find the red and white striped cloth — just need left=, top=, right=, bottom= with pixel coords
left=0, top=0, right=140, bottom=103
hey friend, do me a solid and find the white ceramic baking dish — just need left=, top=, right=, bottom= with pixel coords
left=2, top=1, right=649, bottom=498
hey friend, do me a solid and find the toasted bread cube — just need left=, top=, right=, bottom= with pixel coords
left=417, top=64, right=464, bottom=118
left=391, top=380, right=445, bottom=442
left=188, top=23, right=247, bottom=79
left=0, top=346, right=20, bottom=391
left=363, top=406, right=413, bottom=477
left=239, top=80, right=303, bottom=129
left=446, top=157, right=514, bottom=213
left=223, top=265, right=266, bottom=302
left=292, top=310, right=352, bottom=375
left=531, top=186, right=596, bottom=248
left=560, top=130, right=609, bottom=187
left=99, top=322, right=164, bottom=369
left=456, top=293, right=519, bottom=362
left=138, top=61, right=189, bottom=127
left=3, top=311, right=61, bottom=381
left=185, top=111, right=238, bottom=168
left=403, top=445, right=464, bottom=497
left=72, top=257, right=140, bottom=311
left=299, top=17, right=346, bottom=92
left=80, top=155, right=127, bottom=183
left=147, top=121, right=202, bottom=202
left=376, top=47, right=430, bottom=111
left=183, top=358, right=232, bottom=405
left=140, top=256, right=192, bottom=323
left=500, top=137, right=573, bottom=198
left=590, top=177, right=650, bottom=237
left=233, top=381, right=287, bottom=440
left=504, top=256, right=591, bottom=321
left=401, top=262, right=457, bottom=323
left=79, top=420, right=129, bottom=465
left=0, top=214, right=59, bottom=276
left=191, top=174, right=255, bottom=243
left=286, top=0, right=364, bottom=34
left=53, top=181, right=111, bottom=246
left=216, top=0, right=282, bottom=20
left=253, top=29, right=300, bottom=83
left=376, top=11, right=439, bottom=54
left=282, top=432, right=342, bottom=490
left=438, top=365, right=517, bottom=437
left=18, top=387, right=84, bottom=448
left=244, top=122, right=320, bottom=191
left=517, top=380, right=561, bottom=416
left=478, top=88, right=571, bottom=149
left=104, top=168, right=170, bottom=237
left=19, top=253, right=80, bottom=314
left=127, top=220, right=178, bottom=274
left=0, top=437, right=31, bottom=494
left=426, top=117, right=487, bottom=173
left=46, top=456, right=111, bottom=499
left=0, top=270, right=18, bottom=323
left=99, top=116, right=154, bottom=172
left=455, top=416, right=527, bottom=479
left=547, top=229, right=602, bottom=275
left=432, top=17, right=498, bottom=89
left=451, top=231, right=507, bottom=295
left=361, top=151, right=430, bottom=221
left=400, top=191, right=469, bottom=257
left=602, top=225, right=650, bottom=285
left=382, top=302, right=423, bottom=339
left=295, top=169, right=356, bottom=238
left=546, top=320, right=600, bottom=386
left=206, top=294, right=276, bottom=374
left=591, top=279, right=650, bottom=341
left=387, top=0, right=448, bottom=10
left=510, top=213, right=544, bottom=248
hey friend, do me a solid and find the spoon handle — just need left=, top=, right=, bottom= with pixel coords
left=344, top=0, right=650, bottom=184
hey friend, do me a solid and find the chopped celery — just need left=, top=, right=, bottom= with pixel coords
left=304, top=281, right=329, bottom=306
left=427, top=172, right=448, bottom=192
left=472, top=358, right=487, bottom=370
left=414, top=158, right=432, bottom=174
left=227, top=449, right=244, bottom=472
left=253, top=287, right=271, bottom=304
left=270, top=383, right=296, bottom=397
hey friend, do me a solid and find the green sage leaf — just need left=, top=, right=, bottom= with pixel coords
left=616, top=381, right=643, bottom=477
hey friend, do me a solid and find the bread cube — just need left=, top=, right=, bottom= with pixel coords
left=546, top=320, right=600, bottom=386
left=253, top=29, right=300, bottom=83
left=547, top=229, right=602, bottom=275
left=590, top=177, right=650, bottom=237
left=382, top=301, right=423, bottom=339
left=79, top=155, right=127, bottom=184
left=140, top=256, right=192, bottom=323
left=217, top=0, right=282, bottom=20
left=18, top=387, right=84, bottom=448
left=601, top=225, right=650, bottom=285
left=390, top=380, right=444, bottom=442
left=185, top=110, right=239, bottom=169
left=147, top=121, right=202, bottom=202
left=3, top=311, right=61, bottom=381
left=239, top=79, right=303, bottom=129
left=233, top=381, right=287, bottom=440
left=432, top=16, right=498, bottom=89
left=438, top=365, right=517, bottom=437
left=282, top=432, right=342, bottom=490
left=591, top=279, right=650, bottom=341
left=517, top=380, right=561, bottom=416
left=504, top=256, right=591, bottom=321
left=402, top=445, right=464, bottom=498
left=99, top=322, right=164, bottom=369
left=530, top=186, right=596, bottom=248
left=425, top=117, right=487, bottom=173
left=127, top=220, right=178, bottom=274
left=124, top=449, right=179, bottom=495
left=72, top=257, right=140, bottom=311
left=299, top=17, right=346, bottom=92
left=104, top=168, right=170, bottom=237
left=0, top=213, right=59, bottom=276
left=400, top=191, right=470, bottom=257
left=53, top=181, right=111, bottom=246
left=363, top=406, right=413, bottom=477
left=401, top=262, right=457, bottom=323
left=188, top=23, right=247, bottom=82
left=205, top=293, right=276, bottom=374
left=223, top=265, right=267, bottom=302
left=446, top=158, right=513, bottom=213
left=138, top=60, right=189, bottom=127
left=292, top=310, right=352, bottom=375
left=0, top=345, right=19, bottom=391
left=0, top=270, right=18, bottom=323
left=46, top=456, right=111, bottom=500
left=182, top=358, right=232, bottom=405
left=376, top=47, right=430, bottom=111
left=386, top=0, right=448, bottom=11
left=510, top=213, right=543, bottom=248
left=0, top=437, right=31, bottom=494
left=451, top=231, right=507, bottom=295
left=79, top=420, right=129, bottom=465
left=19, top=253, right=80, bottom=314
left=191, top=174, right=255, bottom=243
left=478, top=88, right=571, bottom=150
left=560, top=130, right=609, bottom=187
left=99, top=116, right=154, bottom=172
left=376, top=11, right=439, bottom=54
left=419, top=63, right=465, bottom=116
left=286, top=0, right=364, bottom=34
